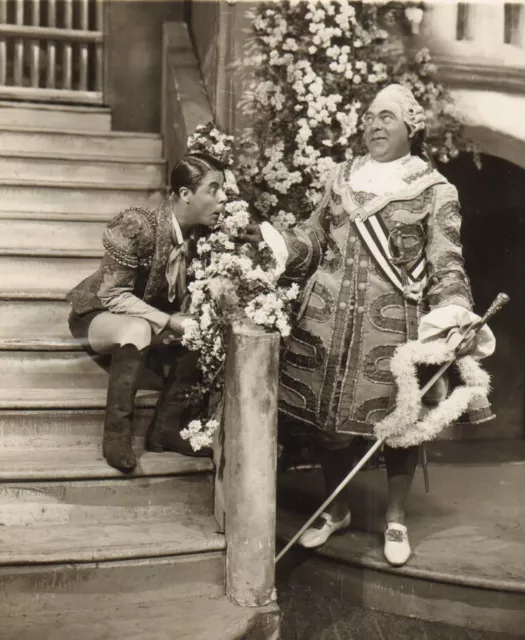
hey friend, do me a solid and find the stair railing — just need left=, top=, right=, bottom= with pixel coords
left=0, top=0, right=104, bottom=104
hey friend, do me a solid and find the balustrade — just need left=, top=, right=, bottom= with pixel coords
left=0, top=0, right=104, bottom=104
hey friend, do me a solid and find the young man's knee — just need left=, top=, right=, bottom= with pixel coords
left=119, top=318, right=152, bottom=350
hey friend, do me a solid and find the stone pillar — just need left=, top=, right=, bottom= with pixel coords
left=223, top=321, right=279, bottom=608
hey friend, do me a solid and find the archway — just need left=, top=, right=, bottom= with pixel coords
left=440, top=153, right=525, bottom=440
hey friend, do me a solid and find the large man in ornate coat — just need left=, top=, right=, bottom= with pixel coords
left=249, top=84, right=495, bottom=566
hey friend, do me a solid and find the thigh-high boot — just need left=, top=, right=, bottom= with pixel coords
left=102, top=344, right=148, bottom=473
left=145, top=347, right=210, bottom=457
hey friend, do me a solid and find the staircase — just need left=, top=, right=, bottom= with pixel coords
left=0, top=102, right=279, bottom=640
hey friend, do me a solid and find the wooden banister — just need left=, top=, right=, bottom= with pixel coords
left=162, top=21, right=214, bottom=169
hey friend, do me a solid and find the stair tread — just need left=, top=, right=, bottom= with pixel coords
left=0, top=178, right=166, bottom=191
left=0, top=291, right=68, bottom=300
left=0, top=211, right=122, bottom=222
left=0, top=448, right=213, bottom=480
left=0, top=290, right=66, bottom=300
left=0, top=338, right=85, bottom=350
left=0, top=388, right=159, bottom=409
left=1, top=593, right=279, bottom=640
left=0, top=101, right=110, bottom=113
left=0, top=514, right=224, bottom=565
left=0, top=124, right=162, bottom=139
left=0, top=249, right=103, bottom=258
left=0, top=149, right=165, bottom=165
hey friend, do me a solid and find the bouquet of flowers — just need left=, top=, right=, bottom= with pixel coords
left=180, top=123, right=299, bottom=451
left=236, top=0, right=478, bottom=227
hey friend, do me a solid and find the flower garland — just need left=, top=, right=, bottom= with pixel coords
left=236, top=0, right=479, bottom=227
left=180, top=123, right=299, bottom=451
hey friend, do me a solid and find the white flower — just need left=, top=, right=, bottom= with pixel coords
left=283, top=37, right=299, bottom=52
left=271, top=210, right=297, bottom=231
left=180, top=419, right=219, bottom=451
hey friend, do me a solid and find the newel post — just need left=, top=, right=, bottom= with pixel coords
left=221, top=321, right=279, bottom=607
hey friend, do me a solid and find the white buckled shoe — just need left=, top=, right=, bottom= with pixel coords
left=384, top=522, right=411, bottom=566
left=298, top=511, right=351, bottom=548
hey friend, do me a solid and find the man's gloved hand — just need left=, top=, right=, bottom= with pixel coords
left=418, top=305, right=496, bottom=359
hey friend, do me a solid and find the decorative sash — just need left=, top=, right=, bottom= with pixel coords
left=353, top=213, right=426, bottom=294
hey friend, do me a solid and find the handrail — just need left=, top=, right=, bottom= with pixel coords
left=0, top=24, right=103, bottom=43
left=161, top=22, right=215, bottom=171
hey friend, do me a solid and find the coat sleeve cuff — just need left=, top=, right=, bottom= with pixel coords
left=418, top=304, right=496, bottom=359
left=260, top=221, right=289, bottom=276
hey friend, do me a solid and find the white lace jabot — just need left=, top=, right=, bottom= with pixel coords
left=349, top=153, right=428, bottom=196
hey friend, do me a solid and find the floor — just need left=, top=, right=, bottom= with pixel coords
left=275, top=440, right=525, bottom=639
left=277, top=440, right=525, bottom=591
left=277, top=580, right=523, bottom=640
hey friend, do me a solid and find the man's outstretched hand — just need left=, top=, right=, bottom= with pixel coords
left=239, top=223, right=264, bottom=245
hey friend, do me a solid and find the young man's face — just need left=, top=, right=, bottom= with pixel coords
left=363, top=96, right=411, bottom=163
left=187, top=170, right=227, bottom=227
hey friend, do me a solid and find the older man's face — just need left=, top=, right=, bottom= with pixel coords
left=363, top=96, right=411, bottom=163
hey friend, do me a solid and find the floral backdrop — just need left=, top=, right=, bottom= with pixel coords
left=181, top=1, right=479, bottom=448
left=235, top=0, right=477, bottom=229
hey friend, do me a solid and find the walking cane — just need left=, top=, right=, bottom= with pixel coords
left=275, top=293, right=509, bottom=563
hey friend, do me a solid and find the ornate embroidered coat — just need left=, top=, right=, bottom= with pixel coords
left=67, top=201, right=186, bottom=335
left=279, top=156, right=486, bottom=437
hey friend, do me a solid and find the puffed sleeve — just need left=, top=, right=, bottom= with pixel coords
left=97, top=209, right=170, bottom=335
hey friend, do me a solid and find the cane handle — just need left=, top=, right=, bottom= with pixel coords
left=477, top=293, right=509, bottom=328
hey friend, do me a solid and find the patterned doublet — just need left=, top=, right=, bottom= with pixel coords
left=279, top=157, right=476, bottom=436
left=66, top=201, right=182, bottom=318
left=102, top=207, right=157, bottom=268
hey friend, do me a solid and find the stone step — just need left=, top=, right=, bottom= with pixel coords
left=0, top=511, right=223, bottom=566
left=0, top=300, right=72, bottom=344
left=0, top=218, right=105, bottom=256
left=0, top=564, right=279, bottom=640
left=0, top=182, right=164, bottom=215
left=0, top=350, right=164, bottom=393
left=1, top=126, right=163, bottom=160
left=0, top=388, right=159, bottom=410
left=0, top=101, right=112, bottom=131
left=0, top=447, right=213, bottom=481
left=0, top=554, right=225, bottom=619
left=0, top=209, right=121, bottom=222
left=0, top=351, right=111, bottom=389
left=0, top=474, right=213, bottom=529
left=0, top=152, right=165, bottom=188
left=0, top=408, right=154, bottom=450
left=0, top=255, right=103, bottom=297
